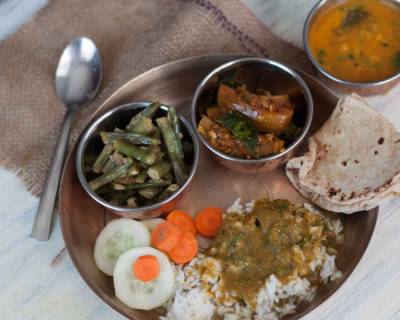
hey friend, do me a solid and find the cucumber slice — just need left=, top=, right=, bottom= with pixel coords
left=94, top=218, right=150, bottom=276
left=140, top=218, right=165, bottom=232
left=113, top=247, right=175, bottom=310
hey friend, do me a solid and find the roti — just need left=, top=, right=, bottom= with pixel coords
left=286, top=94, right=400, bottom=213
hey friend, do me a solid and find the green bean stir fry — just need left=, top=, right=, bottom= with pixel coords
left=85, top=102, right=191, bottom=208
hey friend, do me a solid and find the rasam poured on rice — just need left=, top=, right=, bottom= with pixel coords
left=205, top=199, right=338, bottom=303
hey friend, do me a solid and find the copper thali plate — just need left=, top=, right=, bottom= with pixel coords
left=59, top=55, right=378, bottom=320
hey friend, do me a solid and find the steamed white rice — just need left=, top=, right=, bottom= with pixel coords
left=161, top=199, right=343, bottom=320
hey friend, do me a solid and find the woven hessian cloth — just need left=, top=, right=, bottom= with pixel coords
left=0, top=0, right=310, bottom=195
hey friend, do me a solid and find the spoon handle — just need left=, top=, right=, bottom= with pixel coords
left=31, top=106, right=77, bottom=241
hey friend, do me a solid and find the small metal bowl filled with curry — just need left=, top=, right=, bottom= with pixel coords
left=191, top=57, right=313, bottom=173
left=304, top=0, right=400, bottom=94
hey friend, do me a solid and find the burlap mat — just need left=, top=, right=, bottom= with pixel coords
left=0, top=0, right=311, bottom=196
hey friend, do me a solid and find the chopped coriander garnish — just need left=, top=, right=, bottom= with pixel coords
left=317, top=49, right=326, bottom=65
left=394, top=52, right=400, bottom=69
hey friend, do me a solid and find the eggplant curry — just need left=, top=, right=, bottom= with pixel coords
left=197, top=83, right=301, bottom=159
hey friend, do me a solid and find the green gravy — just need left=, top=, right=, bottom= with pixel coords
left=205, top=199, right=338, bottom=304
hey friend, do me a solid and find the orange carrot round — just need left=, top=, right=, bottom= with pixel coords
left=160, top=199, right=178, bottom=214
left=168, top=231, right=198, bottom=264
left=195, top=207, right=223, bottom=238
left=167, top=210, right=197, bottom=235
left=151, top=221, right=181, bottom=252
left=132, top=255, right=160, bottom=282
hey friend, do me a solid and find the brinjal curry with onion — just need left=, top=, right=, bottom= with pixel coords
left=197, top=83, right=302, bottom=159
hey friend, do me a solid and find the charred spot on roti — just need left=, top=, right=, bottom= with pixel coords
left=329, top=188, right=337, bottom=197
left=328, top=187, right=341, bottom=197
left=340, top=194, right=345, bottom=201
left=385, top=178, right=393, bottom=186
left=321, top=144, right=328, bottom=151
left=374, top=150, right=378, bottom=155
left=378, top=137, right=384, bottom=144
left=354, top=159, right=359, bottom=164
left=349, top=191, right=356, bottom=199
left=342, top=161, right=347, bottom=166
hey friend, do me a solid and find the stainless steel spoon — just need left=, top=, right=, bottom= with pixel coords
left=31, top=37, right=102, bottom=241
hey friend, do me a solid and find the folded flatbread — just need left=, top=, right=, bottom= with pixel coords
left=286, top=94, right=400, bottom=213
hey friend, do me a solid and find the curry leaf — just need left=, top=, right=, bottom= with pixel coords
left=394, top=52, right=400, bottom=69
left=218, top=111, right=259, bottom=156
left=278, top=123, right=302, bottom=146
left=341, top=5, right=369, bottom=29
left=221, top=77, right=241, bottom=89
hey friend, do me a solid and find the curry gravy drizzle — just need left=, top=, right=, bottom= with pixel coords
left=205, top=199, right=339, bottom=304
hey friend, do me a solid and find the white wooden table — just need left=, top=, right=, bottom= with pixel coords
left=1, top=1, right=400, bottom=319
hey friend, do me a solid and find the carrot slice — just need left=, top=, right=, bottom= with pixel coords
left=167, top=210, right=197, bottom=235
left=168, top=231, right=198, bottom=264
left=151, top=221, right=181, bottom=252
left=195, top=207, right=223, bottom=238
left=132, top=255, right=160, bottom=282
left=160, top=199, right=178, bottom=214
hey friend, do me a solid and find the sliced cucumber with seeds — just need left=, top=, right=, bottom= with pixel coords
left=113, top=247, right=175, bottom=310
left=94, top=218, right=150, bottom=276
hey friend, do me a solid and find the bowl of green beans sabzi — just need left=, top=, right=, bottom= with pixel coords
left=76, top=101, right=199, bottom=219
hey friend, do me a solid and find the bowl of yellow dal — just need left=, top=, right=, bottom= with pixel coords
left=304, top=0, right=400, bottom=94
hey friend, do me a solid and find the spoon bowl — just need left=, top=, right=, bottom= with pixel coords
left=55, top=37, right=102, bottom=107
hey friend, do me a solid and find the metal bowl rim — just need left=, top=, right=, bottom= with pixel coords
left=76, top=101, right=200, bottom=214
left=303, top=0, right=400, bottom=88
left=191, top=57, right=314, bottom=164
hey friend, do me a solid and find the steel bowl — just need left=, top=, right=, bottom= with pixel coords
left=76, top=101, right=199, bottom=219
left=303, top=0, right=400, bottom=95
left=191, top=57, right=313, bottom=173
